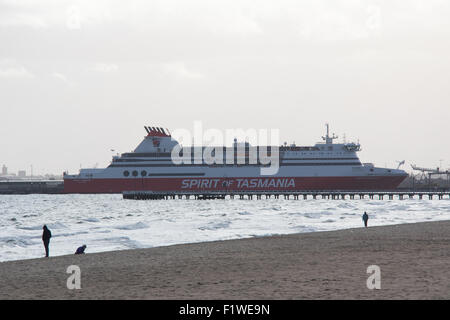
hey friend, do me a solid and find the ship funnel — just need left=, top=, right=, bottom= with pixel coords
left=143, top=125, right=171, bottom=137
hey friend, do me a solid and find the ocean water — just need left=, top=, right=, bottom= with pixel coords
left=0, top=194, right=449, bottom=262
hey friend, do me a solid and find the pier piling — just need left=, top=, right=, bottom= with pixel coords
left=122, top=190, right=450, bottom=201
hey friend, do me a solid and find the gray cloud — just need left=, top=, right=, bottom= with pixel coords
left=0, top=0, right=449, bottom=174
left=0, top=59, right=34, bottom=78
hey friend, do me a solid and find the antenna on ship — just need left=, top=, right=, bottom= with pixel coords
left=322, top=123, right=338, bottom=144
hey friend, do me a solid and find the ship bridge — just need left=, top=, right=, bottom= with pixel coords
left=314, top=124, right=361, bottom=153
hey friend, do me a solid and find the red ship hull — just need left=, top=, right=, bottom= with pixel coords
left=63, top=175, right=407, bottom=194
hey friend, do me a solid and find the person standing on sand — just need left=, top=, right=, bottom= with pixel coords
left=42, top=225, right=52, bottom=257
left=362, top=212, right=369, bottom=228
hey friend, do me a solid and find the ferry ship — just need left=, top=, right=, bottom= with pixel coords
left=63, top=125, right=408, bottom=193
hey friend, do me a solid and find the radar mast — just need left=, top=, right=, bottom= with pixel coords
left=322, top=123, right=338, bottom=144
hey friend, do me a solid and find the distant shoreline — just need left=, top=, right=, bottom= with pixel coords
left=1, top=220, right=450, bottom=299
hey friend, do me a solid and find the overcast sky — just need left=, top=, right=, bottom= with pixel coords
left=1, top=0, right=449, bottom=175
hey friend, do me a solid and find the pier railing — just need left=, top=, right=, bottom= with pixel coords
left=123, top=190, right=450, bottom=200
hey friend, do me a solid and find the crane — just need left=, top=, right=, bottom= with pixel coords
left=396, top=160, right=405, bottom=169
left=411, top=164, right=450, bottom=189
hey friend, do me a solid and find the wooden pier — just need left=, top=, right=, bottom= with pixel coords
left=123, top=190, right=450, bottom=201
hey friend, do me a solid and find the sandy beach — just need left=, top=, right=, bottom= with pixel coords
left=1, top=220, right=450, bottom=299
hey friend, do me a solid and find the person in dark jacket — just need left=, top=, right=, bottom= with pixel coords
left=75, top=245, right=87, bottom=254
left=362, top=212, right=369, bottom=228
left=42, top=225, right=52, bottom=257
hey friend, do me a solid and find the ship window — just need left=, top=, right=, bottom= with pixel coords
left=141, top=170, right=147, bottom=177
left=123, top=170, right=130, bottom=177
left=132, top=170, right=138, bottom=177
left=370, top=168, right=374, bottom=172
